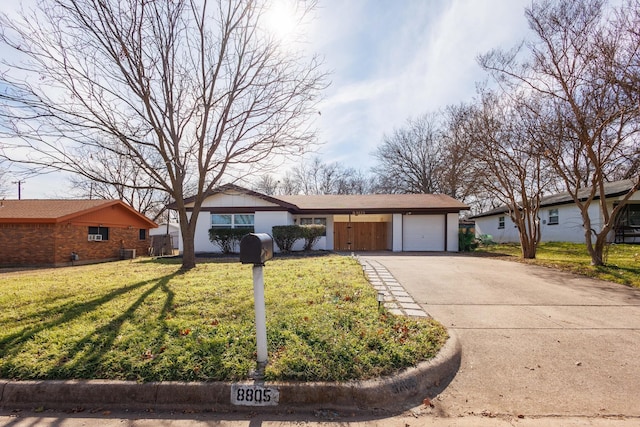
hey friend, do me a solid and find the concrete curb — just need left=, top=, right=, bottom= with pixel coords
left=0, top=332, right=461, bottom=413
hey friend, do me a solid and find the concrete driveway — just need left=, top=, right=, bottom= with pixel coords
left=360, top=253, right=640, bottom=419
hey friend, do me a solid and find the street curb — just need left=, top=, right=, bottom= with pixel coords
left=0, top=332, right=461, bottom=413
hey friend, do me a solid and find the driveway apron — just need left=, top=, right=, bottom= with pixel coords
left=360, top=254, right=640, bottom=418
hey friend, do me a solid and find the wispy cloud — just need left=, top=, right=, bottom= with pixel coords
left=309, top=0, right=532, bottom=170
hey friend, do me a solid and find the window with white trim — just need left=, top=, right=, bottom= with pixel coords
left=498, top=216, right=505, bottom=229
left=211, top=214, right=254, bottom=229
left=548, top=209, right=559, bottom=225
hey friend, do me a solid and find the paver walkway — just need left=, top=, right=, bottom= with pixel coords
left=359, top=257, right=428, bottom=318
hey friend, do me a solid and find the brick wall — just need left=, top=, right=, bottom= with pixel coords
left=0, top=223, right=151, bottom=267
left=0, top=223, right=57, bottom=265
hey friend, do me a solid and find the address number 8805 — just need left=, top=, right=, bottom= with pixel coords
left=231, top=384, right=279, bottom=406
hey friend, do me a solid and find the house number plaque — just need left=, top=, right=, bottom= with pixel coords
left=231, top=384, right=279, bottom=406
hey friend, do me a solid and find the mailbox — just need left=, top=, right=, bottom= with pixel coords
left=240, top=233, right=274, bottom=265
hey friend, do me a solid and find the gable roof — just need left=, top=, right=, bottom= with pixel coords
left=174, top=183, right=469, bottom=214
left=0, top=199, right=157, bottom=227
left=470, top=179, right=639, bottom=219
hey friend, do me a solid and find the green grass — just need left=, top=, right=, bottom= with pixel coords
left=475, top=242, right=640, bottom=288
left=0, top=255, right=447, bottom=382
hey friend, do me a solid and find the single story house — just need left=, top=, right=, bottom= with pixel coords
left=0, top=199, right=157, bottom=267
left=174, top=184, right=469, bottom=253
left=471, top=179, right=640, bottom=244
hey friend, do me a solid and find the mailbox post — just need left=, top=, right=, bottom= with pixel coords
left=240, top=233, right=273, bottom=368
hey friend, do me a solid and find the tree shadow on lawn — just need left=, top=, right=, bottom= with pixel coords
left=0, top=271, right=180, bottom=378
left=51, top=273, right=178, bottom=379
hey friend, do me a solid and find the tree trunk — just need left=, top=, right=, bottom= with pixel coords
left=519, top=230, right=538, bottom=259
left=590, top=231, right=610, bottom=267
left=181, top=231, right=196, bottom=270
left=178, top=212, right=197, bottom=271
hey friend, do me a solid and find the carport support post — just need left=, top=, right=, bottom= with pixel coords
left=252, top=264, right=268, bottom=366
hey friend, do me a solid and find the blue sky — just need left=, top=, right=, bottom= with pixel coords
left=308, top=0, right=531, bottom=169
left=1, top=0, right=532, bottom=199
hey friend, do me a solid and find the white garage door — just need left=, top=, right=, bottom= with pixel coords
left=402, top=215, right=445, bottom=251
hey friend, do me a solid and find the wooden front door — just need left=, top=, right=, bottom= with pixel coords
left=334, top=222, right=388, bottom=251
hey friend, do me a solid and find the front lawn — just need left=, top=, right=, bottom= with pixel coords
left=475, top=242, right=640, bottom=288
left=0, top=255, right=447, bottom=382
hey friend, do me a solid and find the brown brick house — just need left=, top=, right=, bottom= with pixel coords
left=0, top=199, right=157, bottom=267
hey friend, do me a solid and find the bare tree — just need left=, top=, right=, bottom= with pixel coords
left=440, top=104, right=482, bottom=203
left=67, top=148, right=169, bottom=222
left=468, top=89, right=552, bottom=259
left=258, top=156, right=372, bottom=195
left=480, top=0, right=640, bottom=265
left=372, top=114, right=444, bottom=194
left=0, top=0, right=326, bottom=269
left=279, top=172, right=301, bottom=195
left=334, top=167, right=371, bottom=195
left=252, top=173, right=281, bottom=195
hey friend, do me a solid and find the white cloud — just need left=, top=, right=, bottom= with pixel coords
left=0, top=0, right=534, bottom=196
left=309, top=0, right=532, bottom=171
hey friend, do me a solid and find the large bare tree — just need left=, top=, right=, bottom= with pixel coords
left=0, top=0, right=326, bottom=269
left=480, top=0, right=640, bottom=265
left=467, top=89, right=552, bottom=259
left=372, top=114, right=445, bottom=194
left=440, top=104, right=482, bottom=203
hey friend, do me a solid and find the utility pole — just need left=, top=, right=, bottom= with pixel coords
left=11, top=180, right=24, bottom=200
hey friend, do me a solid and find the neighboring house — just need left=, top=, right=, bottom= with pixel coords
left=173, top=184, right=469, bottom=253
left=0, top=199, right=157, bottom=267
left=471, top=179, right=640, bottom=244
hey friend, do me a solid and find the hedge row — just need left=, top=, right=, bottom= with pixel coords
left=208, top=224, right=326, bottom=254
left=208, top=227, right=255, bottom=254
left=272, top=225, right=326, bottom=252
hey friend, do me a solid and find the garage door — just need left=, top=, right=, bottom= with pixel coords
left=402, top=215, right=445, bottom=251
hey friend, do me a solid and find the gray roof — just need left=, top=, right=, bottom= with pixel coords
left=470, top=179, right=639, bottom=219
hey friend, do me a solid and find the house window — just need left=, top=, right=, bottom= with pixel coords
left=300, top=217, right=327, bottom=236
left=618, top=204, right=640, bottom=227
left=548, top=209, right=559, bottom=225
left=498, top=216, right=505, bottom=229
left=211, top=214, right=255, bottom=229
left=139, top=229, right=147, bottom=240
left=88, top=226, right=109, bottom=241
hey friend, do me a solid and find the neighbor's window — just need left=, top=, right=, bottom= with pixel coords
left=498, top=216, right=505, bottom=229
left=88, top=226, right=109, bottom=241
left=548, top=208, right=559, bottom=225
left=139, top=229, right=147, bottom=240
left=629, top=205, right=640, bottom=227
left=300, top=217, right=327, bottom=236
left=211, top=214, right=254, bottom=229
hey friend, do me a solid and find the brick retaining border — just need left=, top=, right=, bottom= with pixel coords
left=0, top=332, right=460, bottom=413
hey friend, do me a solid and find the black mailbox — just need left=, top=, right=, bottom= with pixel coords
left=240, top=233, right=274, bottom=265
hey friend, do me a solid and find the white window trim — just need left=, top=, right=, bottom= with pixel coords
left=211, top=213, right=255, bottom=229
